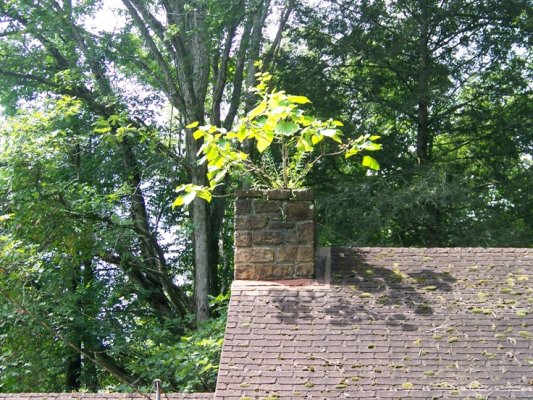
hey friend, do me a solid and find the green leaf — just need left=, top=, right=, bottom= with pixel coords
left=173, top=191, right=197, bottom=207
left=320, top=128, right=338, bottom=137
left=255, top=131, right=274, bottom=153
left=186, top=121, right=199, bottom=129
left=94, top=126, right=111, bottom=134
left=236, top=124, right=248, bottom=142
left=248, top=101, right=267, bottom=120
left=331, top=134, right=343, bottom=144
left=296, top=136, right=313, bottom=152
left=210, top=154, right=224, bottom=169
left=172, top=196, right=185, bottom=207
left=181, top=191, right=197, bottom=205
left=298, top=115, right=315, bottom=126
left=362, top=155, right=380, bottom=170
left=288, top=95, right=311, bottom=104
left=0, top=214, right=13, bottom=223
left=311, top=133, right=324, bottom=145
left=275, top=121, right=299, bottom=136
left=345, top=148, right=359, bottom=158
left=193, top=129, right=205, bottom=140
left=197, top=190, right=212, bottom=203
left=211, top=170, right=227, bottom=184
left=364, top=142, right=382, bottom=151
left=256, top=137, right=270, bottom=153
left=205, top=145, right=219, bottom=160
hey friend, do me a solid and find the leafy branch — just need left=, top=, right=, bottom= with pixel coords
left=174, top=70, right=382, bottom=206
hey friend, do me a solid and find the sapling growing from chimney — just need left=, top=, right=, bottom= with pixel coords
left=173, top=70, right=381, bottom=207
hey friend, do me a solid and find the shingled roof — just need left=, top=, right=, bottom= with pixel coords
left=216, top=247, right=533, bottom=399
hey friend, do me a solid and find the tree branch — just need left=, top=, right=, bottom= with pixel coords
left=264, top=0, right=295, bottom=70
left=211, top=24, right=238, bottom=126
left=121, top=0, right=187, bottom=115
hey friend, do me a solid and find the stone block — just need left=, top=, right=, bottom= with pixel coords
left=234, top=231, right=252, bottom=247
left=271, top=264, right=294, bottom=279
left=284, top=228, right=298, bottom=244
left=254, top=264, right=274, bottom=279
left=234, top=265, right=257, bottom=280
left=297, top=246, right=315, bottom=262
left=252, top=230, right=283, bottom=245
left=277, top=245, right=299, bottom=262
left=292, top=189, right=314, bottom=201
left=250, top=214, right=268, bottom=229
left=235, top=214, right=267, bottom=230
left=234, top=198, right=253, bottom=215
left=297, top=222, right=315, bottom=244
left=235, top=189, right=263, bottom=198
left=266, top=189, right=292, bottom=200
left=235, top=248, right=274, bottom=263
left=234, top=215, right=250, bottom=230
left=253, top=199, right=284, bottom=214
left=286, top=202, right=314, bottom=221
left=267, top=220, right=295, bottom=230
left=295, top=262, right=315, bottom=277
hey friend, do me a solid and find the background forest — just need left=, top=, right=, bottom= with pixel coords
left=0, top=0, right=531, bottom=393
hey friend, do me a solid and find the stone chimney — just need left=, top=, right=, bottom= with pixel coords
left=234, top=189, right=315, bottom=280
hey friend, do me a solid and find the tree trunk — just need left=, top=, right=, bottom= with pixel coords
left=208, top=190, right=226, bottom=296
left=83, top=351, right=98, bottom=391
left=187, top=126, right=213, bottom=322
left=65, top=273, right=82, bottom=391
left=121, top=139, right=188, bottom=319
left=417, top=0, right=439, bottom=246
left=416, top=0, right=431, bottom=165
left=81, top=262, right=99, bottom=391
left=192, top=198, right=212, bottom=321
left=65, top=340, right=82, bottom=390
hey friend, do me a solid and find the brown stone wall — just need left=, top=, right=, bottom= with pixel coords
left=234, top=189, right=315, bottom=280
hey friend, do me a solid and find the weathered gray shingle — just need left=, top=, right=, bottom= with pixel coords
left=216, top=247, right=532, bottom=399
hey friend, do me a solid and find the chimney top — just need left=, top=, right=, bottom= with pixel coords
left=234, top=189, right=315, bottom=280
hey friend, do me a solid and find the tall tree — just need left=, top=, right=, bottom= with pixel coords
left=0, top=0, right=292, bottom=389
left=276, top=0, right=532, bottom=246
left=0, top=0, right=286, bottom=322
left=117, top=0, right=276, bottom=320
